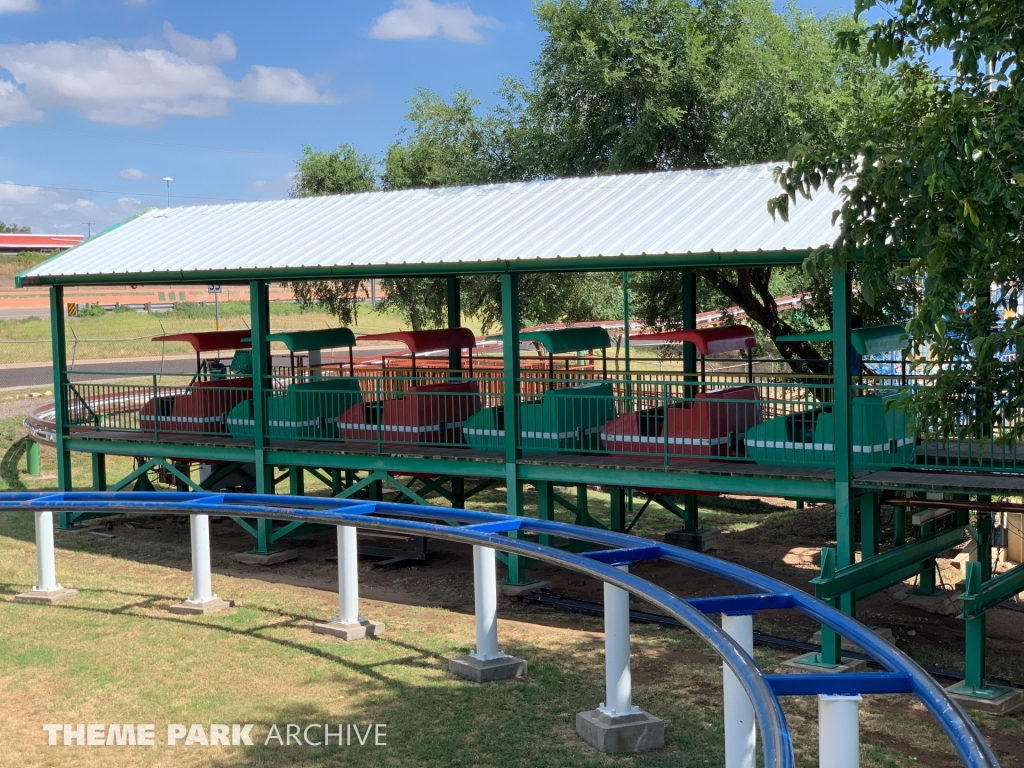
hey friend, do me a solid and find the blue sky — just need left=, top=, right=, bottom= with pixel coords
left=0, top=0, right=856, bottom=235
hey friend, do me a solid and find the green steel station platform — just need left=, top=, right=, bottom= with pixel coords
left=16, top=163, right=1024, bottom=713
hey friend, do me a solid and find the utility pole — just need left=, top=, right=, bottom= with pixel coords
left=83, top=222, right=95, bottom=239
left=162, top=177, right=174, bottom=208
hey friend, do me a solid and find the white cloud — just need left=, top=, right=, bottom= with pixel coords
left=370, top=0, right=499, bottom=44
left=163, top=21, right=236, bottom=64
left=0, top=0, right=38, bottom=14
left=119, top=167, right=156, bottom=181
left=0, top=182, right=147, bottom=233
left=0, top=79, right=43, bottom=127
left=51, top=198, right=97, bottom=211
left=0, top=180, right=54, bottom=205
left=0, top=25, right=333, bottom=127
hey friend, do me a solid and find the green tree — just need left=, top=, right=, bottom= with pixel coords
left=772, top=0, right=1024, bottom=433
left=528, top=0, right=889, bottom=362
left=290, top=143, right=377, bottom=197
left=0, top=221, right=30, bottom=233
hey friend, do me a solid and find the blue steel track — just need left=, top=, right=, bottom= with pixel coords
left=0, top=491, right=999, bottom=768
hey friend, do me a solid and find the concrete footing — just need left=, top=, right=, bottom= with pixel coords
left=663, top=528, right=723, bottom=552
left=313, top=618, right=385, bottom=642
left=234, top=549, right=298, bottom=565
left=168, top=597, right=234, bottom=616
left=576, top=709, right=664, bottom=754
left=809, top=626, right=893, bottom=652
left=500, top=580, right=552, bottom=597
left=449, top=654, right=527, bottom=683
left=946, top=682, right=1024, bottom=715
left=15, top=587, right=79, bottom=605
left=778, top=652, right=868, bottom=674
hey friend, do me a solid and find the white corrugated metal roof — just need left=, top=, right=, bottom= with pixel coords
left=18, top=162, right=841, bottom=285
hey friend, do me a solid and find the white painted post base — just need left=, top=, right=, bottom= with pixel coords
left=818, top=694, right=862, bottom=768
left=15, top=510, right=78, bottom=604
left=450, top=545, right=526, bottom=683
left=722, top=613, right=756, bottom=768
left=577, top=566, right=664, bottom=753
left=314, top=526, right=384, bottom=642
left=168, top=514, right=233, bottom=615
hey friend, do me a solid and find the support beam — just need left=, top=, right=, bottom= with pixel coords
left=823, top=266, right=855, bottom=665
left=15, top=510, right=78, bottom=604
left=249, top=280, right=272, bottom=495
left=577, top=566, right=664, bottom=753
left=818, top=695, right=861, bottom=768
left=314, top=525, right=384, bottom=641
left=501, top=273, right=530, bottom=586
left=447, top=276, right=462, bottom=372
left=26, top=440, right=40, bottom=477
left=169, top=514, right=232, bottom=615
left=722, top=614, right=756, bottom=768
left=50, top=287, right=72, bottom=491
left=450, top=545, right=527, bottom=682
left=90, top=453, right=106, bottom=491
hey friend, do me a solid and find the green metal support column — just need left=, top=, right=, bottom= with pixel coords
left=859, top=492, right=881, bottom=560
left=681, top=269, right=700, bottom=531
left=963, top=561, right=987, bottom=690
left=609, top=487, right=626, bottom=533
left=249, top=280, right=274, bottom=553
left=26, top=440, right=40, bottom=477
left=91, top=453, right=107, bottom=491
left=622, top=272, right=634, bottom=514
left=50, top=286, right=72, bottom=494
left=450, top=477, right=465, bottom=509
left=289, top=466, right=304, bottom=496
left=501, top=272, right=528, bottom=585
left=822, top=265, right=855, bottom=666
left=892, top=503, right=906, bottom=546
left=447, top=276, right=462, bottom=372
left=537, top=480, right=554, bottom=547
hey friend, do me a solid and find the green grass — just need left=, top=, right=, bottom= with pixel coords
left=0, top=302, right=443, bottom=366
left=0, top=500, right=976, bottom=768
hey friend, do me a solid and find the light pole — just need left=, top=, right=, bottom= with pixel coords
left=162, top=177, right=174, bottom=208
left=82, top=222, right=95, bottom=239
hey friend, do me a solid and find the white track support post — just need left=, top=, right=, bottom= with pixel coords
left=722, top=613, right=756, bottom=768
left=448, top=544, right=526, bottom=683
left=168, top=514, right=231, bottom=615
left=472, top=545, right=501, bottom=660
left=313, top=525, right=384, bottom=641
left=575, top=564, right=663, bottom=753
left=190, top=514, right=213, bottom=603
left=15, top=510, right=78, bottom=604
left=602, top=565, right=636, bottom=717
left=818, top=694, right=862, bottom=768
left=35, top=510, right=58, bottom=592
left=337, top=524, right=360, bottom=626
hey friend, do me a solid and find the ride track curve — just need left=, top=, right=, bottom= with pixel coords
left=0, top=490, right=999, bottom=768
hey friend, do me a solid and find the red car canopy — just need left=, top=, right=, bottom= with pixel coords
left=630, top=325, right=756, bottom=355
left=357, top=327, right=477, bottom=354
left=152, top=329, right=252, bottom=352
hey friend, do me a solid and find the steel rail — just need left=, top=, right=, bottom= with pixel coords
left=0, top=491, right=999, bottom=768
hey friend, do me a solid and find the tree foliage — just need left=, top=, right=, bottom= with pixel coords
left=289, top=0, right=891, bottom=346
left=0, top=221, right=30, bottom=233
left=772, top=0, right=1024, bottom=434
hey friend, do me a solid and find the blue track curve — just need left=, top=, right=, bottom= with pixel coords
left=0, top=491, right=998, bottom=768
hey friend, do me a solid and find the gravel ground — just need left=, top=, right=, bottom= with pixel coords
left=0, top=393, right=49, bottom=421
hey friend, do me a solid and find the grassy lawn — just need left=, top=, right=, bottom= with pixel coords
left=0, top=502, right=972, bottom=768
left=0, top=301, right=445, bottom=367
